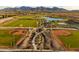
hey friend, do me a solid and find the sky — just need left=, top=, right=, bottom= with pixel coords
left=0, top=0, right=79, bottom=10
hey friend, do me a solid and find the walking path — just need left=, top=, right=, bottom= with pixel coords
left=0, top=17, right=13, bottom=24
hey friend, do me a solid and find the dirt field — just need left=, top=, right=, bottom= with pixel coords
left=53, top=30, right=71, bottom=36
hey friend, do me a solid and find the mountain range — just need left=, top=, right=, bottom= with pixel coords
left=0, top=6, right=79, bottom=13
left=0, top=6, right=68, bottom=12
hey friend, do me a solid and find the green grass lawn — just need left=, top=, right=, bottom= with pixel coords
left=59, top=30, right=79, bottom=48
left=1, top=16, right=44, bottom=27
left=0, top=30, right=21, bottom=46
left=2, top=20, right=38, bottom=27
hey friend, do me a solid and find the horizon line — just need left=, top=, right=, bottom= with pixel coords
left=0, top=6, right=79, bottom=10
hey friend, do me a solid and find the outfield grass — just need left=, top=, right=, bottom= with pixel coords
left=59, top=30, right=79, bottom=48
left=0, top=30, right=21, bottom=46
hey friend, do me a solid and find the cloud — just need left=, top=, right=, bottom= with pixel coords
left=60, top=6, right=79, bottom=10
left=0, top=0, right=79, bottom=10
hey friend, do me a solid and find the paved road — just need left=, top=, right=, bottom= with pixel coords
left=0, top=27, right=78, bottom=30
left=45, top=28, right=78, bottom=30
left=0, top=27, right=34, bottom=29
left=0, top=17, right=13, bottom=24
